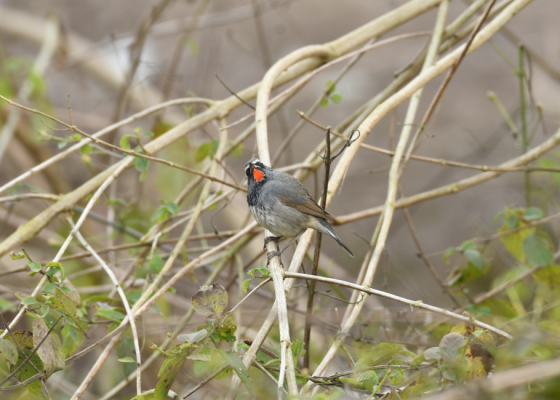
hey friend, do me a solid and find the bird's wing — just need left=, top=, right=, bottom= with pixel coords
left=279, top=195, right=335, bottom=223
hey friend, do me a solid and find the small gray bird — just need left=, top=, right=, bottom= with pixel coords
left=244, top=158, right=354, bottom=263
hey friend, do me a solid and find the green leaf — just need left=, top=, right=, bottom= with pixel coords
left=61, top=324, right=79, bottom=358
left=231, top=143, right=244, bottom=158
left=194, top=346, right=214, bottom=377
left=506, top=214, right=519, bottom=229
left=460, top=240, right=478, bottom=251
left=28, top=68, right=46, bottom=96
left=117, top=335, right=137, bottom=377
left=523, top=207, right=543, bottom=221
left=325, top=80, right=336, bottom=93
left=150, top=255, right=163, bottom=274
left=154, top=357, right=185, bottom=400
left=22, top=296, right=38, bottom=305
left=292, top=339, right=306, bottom=357
left=339, top=377, right=366, bottom=389
left=9, top=251, right=26, bottom=260
left=120, top=134, right=135, bottom=150
left=464, top=249, right=485, bottom=270
left=195, top=142, right=211, bottom=163
left=28, top=261, right=41, bottom=272
left=212, top=331, right=236, bottom=343
left=165, top=202, right=179, bottom=215
left=54, top=280, right=80, bottom=307
left=46, top=262, right=65, bottom=282
left=410, top=352, right=427, bottom=367
left=187, top=353, right=211, bottom=361
left=499, top=209, right=534, bottom=262
left=387, top=361, right=405, bottom=385
left=439, top=333, right=464, bottom=363
left=217, top=348, right=255, bottom=399
left=523, top=233, right=554, bottom=266
left=177, top=329, right=207, bottom=344
left=330, top=93, right=342, bottom=103
left=443, top=247, right=455, bottom=264
left=118, top=357, right=137, bottom=363
left=35, top=293, right=87, bottom=334
left=33, top=318, right=64, bottom=379
left=247, top=267, right=269, bottom=279
left=38, top=304, right=50, bottom=318
left=44, top=283, right=57, bottom=292
left=9, top=345, right=44, bottom=395
left=0, top=338, right=18, bottom=366
left=58, top=140, right=68, bottom=149
left=134, top=156, right=150, bottom=172
left=354, top=370, right=378, bottom=390
left=191, top=283, right=228, bottom=317
left=152, top=206, right=169, bottom=222
left=320, top=98, right=329, bottom=107
left=423, top=347, right=441, bottom=361
left=216, top=315, right=237, bottom=337
left=0, top=299, right=12, bottom=310
left=80, top=144, right=92, bottom=154
left=144, top=131, right=154, bottom=138
left=70, top=133, right=82, bottom=141
left=242, top=279, right=252, bottom=293
left=95, top=308, right=125, bottom=323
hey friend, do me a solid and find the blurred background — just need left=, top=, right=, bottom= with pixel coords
left=0, top=0, right=559, bottom=398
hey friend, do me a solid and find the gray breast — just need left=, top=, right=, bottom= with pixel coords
left=250, top=204, right=308, bottom=238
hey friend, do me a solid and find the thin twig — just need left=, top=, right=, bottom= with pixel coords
left=71, top=222, right=143, bottom=396
left=253, top=361, right=289, bottom=395
left=298, top=112, right=560, bottom=173
left=284, top=272, right=512, bottom=339
left=182, top=365, right=229, bottom=398
left=303, top=126, right=332, bottom=369
left=336, top=125, right=560, bottom=225
left=400, top=187, right=461, bottom=307
left=0, top=95, right=245, bottom=192
left=215, top=74, right=256, bottom=110
left=399, top=0, right=498, bottom=176
left=0, top=96, right=214, bottom=196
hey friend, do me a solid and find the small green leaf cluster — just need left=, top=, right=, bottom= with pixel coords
left=320, top=80, right=343, bottom=107
left=151, top=199, right=179, bottom=222
left=243, top=267, right=270, bottom=293
left=147, top=283, right=258, bottom=399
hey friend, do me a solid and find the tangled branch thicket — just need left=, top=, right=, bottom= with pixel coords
left=1, top=0, right=560, bottom=399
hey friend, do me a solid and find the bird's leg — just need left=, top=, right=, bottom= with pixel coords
left=263, top=235, right=283, bottom=251
left=266, top=229, right=306, bottom=267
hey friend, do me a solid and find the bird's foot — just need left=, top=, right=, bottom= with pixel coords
left=266, top=251, right=284, bottom=267
left=263, top=236, right=282, bottom=251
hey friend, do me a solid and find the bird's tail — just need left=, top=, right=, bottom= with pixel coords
left=318, top=219, right=355, bottom=258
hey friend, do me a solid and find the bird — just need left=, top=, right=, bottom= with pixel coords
left=244, top=158, right=354, bottom=264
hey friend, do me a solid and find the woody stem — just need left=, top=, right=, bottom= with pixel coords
left=303, top=126, right=332, bottom=369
